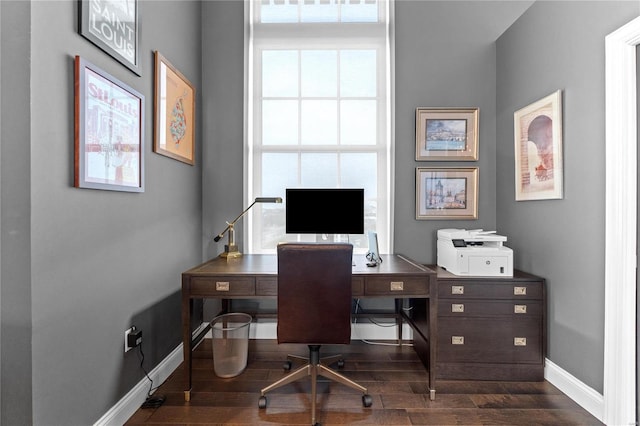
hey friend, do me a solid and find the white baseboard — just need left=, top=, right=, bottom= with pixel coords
left=94, top=344, right=183, bottom=426
left=544, top=358, right=604, bottom=422
left=94, top=344, right=184, bottom=426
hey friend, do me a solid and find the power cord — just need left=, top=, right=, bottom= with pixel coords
left=352, top=299, right=413, bottom=347
left=137, top=344, right=166, bottom=409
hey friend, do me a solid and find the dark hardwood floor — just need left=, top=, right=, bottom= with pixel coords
left=126, top=339, right=602, bottom=425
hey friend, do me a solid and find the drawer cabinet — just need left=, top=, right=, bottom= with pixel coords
left=420, top=267, right=545, bottom=381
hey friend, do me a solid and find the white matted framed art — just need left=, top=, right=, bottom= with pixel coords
left=513, top=90, right=563, bottom=201
left=153, top=51, right=196, bottom=165
left=416, top=167, right=478, bottom=220
left=415, top=107, right=479, bottom=161
left=74, top=56, right=145, bottom=192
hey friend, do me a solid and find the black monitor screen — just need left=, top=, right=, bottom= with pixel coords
left=285, top=188, right=364, bottom=234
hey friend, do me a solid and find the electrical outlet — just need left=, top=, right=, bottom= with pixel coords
left=124, top=326, right=142, bottom=352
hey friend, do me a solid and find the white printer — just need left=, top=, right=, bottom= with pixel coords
left=437, top=228, right=513, bottom=277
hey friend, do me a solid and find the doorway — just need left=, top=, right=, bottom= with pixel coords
left=604, top=16, right=640, bottom=426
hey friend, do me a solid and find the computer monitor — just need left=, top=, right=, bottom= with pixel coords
left=285, top=188, right=365, bottom=235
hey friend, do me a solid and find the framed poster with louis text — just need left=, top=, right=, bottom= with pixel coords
left=78, top=0, right=141, bottom=75
left=74, top=56, right=145, bottom=192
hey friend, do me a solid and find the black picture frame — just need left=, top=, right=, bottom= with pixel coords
left=78, top=0, right=141, bottom=76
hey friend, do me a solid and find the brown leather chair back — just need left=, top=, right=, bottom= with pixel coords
left=276, top=243, right=353, bottom=345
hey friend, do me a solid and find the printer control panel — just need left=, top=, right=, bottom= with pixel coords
left=452, top=239, right=466, bottom=248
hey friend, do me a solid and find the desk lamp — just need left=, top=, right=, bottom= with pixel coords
left=213, top=197, right=282, bottom=259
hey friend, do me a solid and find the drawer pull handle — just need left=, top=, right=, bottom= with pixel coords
left=514, top=286, right=527, bottom=296
left=451, top=285, right=464, bottom=295
left=451, top=336, right=464, bottom=345
left=514, top=337, right=527, bottom=346
left=451, top=303, right=465, bottom=313
left=514, top=305, right=527, bottom=314
left=390, top=281, right=404, bottom=291
left=216, top=281, right=230, bottom=291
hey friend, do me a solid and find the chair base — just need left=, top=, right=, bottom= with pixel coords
left=259, top=345, right=372, bottom=425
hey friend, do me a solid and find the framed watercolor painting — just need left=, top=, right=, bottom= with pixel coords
left=78, top=0, right=141, bottom=75
left=415, top=107, right=479, bottom=161
left=513, top=90, right=563, bottom=201
left=153, top=51, right=196, bottom=165
left=416, top=167, right=478, bottom=220
left=74, top=56, right=145, bottom=192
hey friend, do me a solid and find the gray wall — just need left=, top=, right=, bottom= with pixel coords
left=1, top=0, right=203, bottom=424
left=1, top=1, right=32, bottom=424
left=496, top=1, right=639, bottom=393
left=393, top=1, right=532, bottom=263
left=202, top=0, right=246, bottom=264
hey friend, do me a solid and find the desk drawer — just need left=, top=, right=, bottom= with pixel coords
left=251, top=277, right=364, bottom=296
left=437, top=317, right=542, bottom=364
left=351, top=277, right=364, bottom=297
left=438, top=281, right=543, bottom=300
left=191, top=276, right=255, bottom=296
left=364, top=276, right=428, bottom=296
left=256, top=278, right=277, bottom=296
left=438, top=300, right=542, bottom=317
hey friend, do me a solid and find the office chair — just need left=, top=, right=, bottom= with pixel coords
left=258, top=243, right=372, bottom=425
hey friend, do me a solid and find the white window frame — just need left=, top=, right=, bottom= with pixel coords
left=244, top=0, right=394, bottom=255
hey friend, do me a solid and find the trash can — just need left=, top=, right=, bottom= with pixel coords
left=210, top=313, right=252, bottom=378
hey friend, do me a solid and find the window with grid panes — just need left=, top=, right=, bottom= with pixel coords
left=246, top=0, right=393, bottom=254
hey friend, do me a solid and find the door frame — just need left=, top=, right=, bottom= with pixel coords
left=604, top=15, right=640, bottom=426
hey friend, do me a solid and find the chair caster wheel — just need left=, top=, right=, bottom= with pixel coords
left=337, top=359, right=345, bottom=368
left=283, top=360, right=292, bottom=370
left=258, top=396, right=267, bottom=409
left=362, top=394, right=373, bottom=407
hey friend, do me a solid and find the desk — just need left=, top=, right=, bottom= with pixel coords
left=181, top=254, right=437, bottom=401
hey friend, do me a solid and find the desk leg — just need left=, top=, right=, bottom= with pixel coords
left=182, top=285, right=193, bottom=402
left=428, top=283, right=437, bottom=400
left=395, top=299, right=403, bottom=343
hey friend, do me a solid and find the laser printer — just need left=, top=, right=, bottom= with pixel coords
left=437, top=228, right=513, bottom=277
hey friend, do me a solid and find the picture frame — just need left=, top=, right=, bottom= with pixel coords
left=153, top=51, right=196, bottom=165
left=78, top=0, right=141, bottom=76
left=415, top=107, right=479, bottom=161
left=513, top=90, right=563, bottom=201
left=416, top=167, right=478, bottom=220
left=74, top=56, right=145, bottom=192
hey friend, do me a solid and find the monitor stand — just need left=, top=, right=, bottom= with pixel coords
left=316, top=234, right=355, bottom=265
left=316, top=233, right=349, bottom=243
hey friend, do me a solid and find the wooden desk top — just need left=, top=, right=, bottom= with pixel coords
left=184, top=253, right=435, bottom=277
